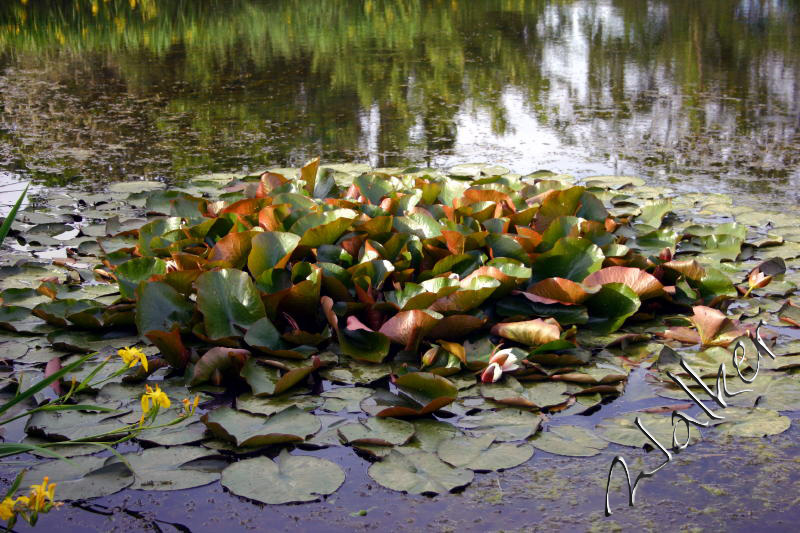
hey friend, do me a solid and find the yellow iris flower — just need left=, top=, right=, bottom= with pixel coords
left=118, top=346, right=148, bottom=372
left=181, top=395, right=200, bottom=416
left=0, top=498, right=15, bottom=521
left=140, top=384, right=171, bottom=423
left=28, top=477, right=56, bottom=512
left=0, top=478, right=58, bottom=523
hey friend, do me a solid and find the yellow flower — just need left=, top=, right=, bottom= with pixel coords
left=181, top=395, right=200, bottom=416
left=0, top=498, right=15, bottom=521
left=118, top=346, right=148, bottom=372
left=28, top=477, right=56, bottom=511
left=141, top=384, right=171, bottom=418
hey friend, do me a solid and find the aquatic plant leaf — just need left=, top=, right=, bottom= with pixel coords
left=379, top=310, right=439, bottom=351
left=25, top=408, right=129, bottom=442
left=338, top=417, right=415, bottom=446
left=135, top=281, right=194, bottom=337
left=637, top=199, right=672, bottom=228
left=386, top=278, right=460, bottom=311
left=584, top=283, right=641, bottom=333
left=709, top=407, right=790, bottom=438
left=530, top=425, right=608, bottom=456
left=247, top=231, right=301, bottom=277
left=354, top=173, right=394, bottom=204
left=399, top=419, right=462, bottom=454
left=437, top=433, right=533, bottom=471
left=209, top=230, right=256, bottom=269
left=291, top=209, right=357, bottom=247
left=191, top=347, right=250, bottom=386
left=360, top=373, right=457, bottom=417
left=321, top=387, right=374, bottom=412
left=237, top=392, right=323, bottom=417
left=430, top=276, right=501, bottom=313
left=480, top=378, right=569, bottom=409
left=582, top=266, right=664, bottom=299
left=368, top=450, right=473, bottom=495
left=16, top=455, right=133, bottom=501
left=221, top=450, right=344, bottom=504
left=490, top=318, right=561, bottom=346
left=145, top=325, right=190, bottom=368
left=525, top=277, right=592, bottom=304
left=659, top=306, right=744, bottom=347
left=120, top=446, right=227, bottom=491
left=115, top=257, right=167, bottom=299
left=457, top=409, right=542, bottom=441
left=196, top=269, right=266, bottom=340
left=201, top=406, right=320, bottom=447
left=531, top=237, right=604, bottom=282
left=596, top=411, right=701, bottom=448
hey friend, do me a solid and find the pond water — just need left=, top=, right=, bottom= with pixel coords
left=2, top=1, right=800, bottom=532
left=0, top=0, right=799, bottom=206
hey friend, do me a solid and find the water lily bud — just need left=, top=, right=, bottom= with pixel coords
left=481, top=362, right=502, bottom=383
left=421, top=347, right=439, bottom=367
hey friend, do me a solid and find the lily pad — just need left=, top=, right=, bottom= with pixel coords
left=457, top=409, right=542, bottom=441
left=368, top=450, right=473, bottom=495
left=338, top=417, right=415, bottom=446
left=709, top=407, right=790, bottom=438
left=529, top=425, right=609, bottom=456
left=596, top=411, right=701, bottom=448
left=480, top=377, right=569, bottom=409
left=17, top=455, right=133, bottom=501
left=119, top=446, right=228, bottom=491
left=321, top=387, right=374, bottom=412
left=201, top=406, right=320, bottom=447
left=221, top=450, right=345, bottom=504
left=437, top=433, right=533, bottom=471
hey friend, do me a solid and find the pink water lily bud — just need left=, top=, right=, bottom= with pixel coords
left=488, top=348, right=520, bottom=372
left=481, top=362, right=503, bottom=383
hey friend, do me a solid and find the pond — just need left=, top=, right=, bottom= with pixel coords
left=1, top=1, right=800, bottom=532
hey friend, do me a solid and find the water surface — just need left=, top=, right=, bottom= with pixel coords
left=0, top=0, right=798, bottom=208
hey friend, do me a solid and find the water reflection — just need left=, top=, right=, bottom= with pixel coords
left=0, top=0, right=797, bottom=206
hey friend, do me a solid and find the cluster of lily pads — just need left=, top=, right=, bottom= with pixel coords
left=1, top=160, right=800, bottom=504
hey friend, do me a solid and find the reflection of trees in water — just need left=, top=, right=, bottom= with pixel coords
left=0, top=0, right=797, bottom=190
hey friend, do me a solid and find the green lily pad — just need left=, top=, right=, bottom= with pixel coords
left=196, top=269, right=266, bottom=340
left=119, top=446, right=227, bottom=491
left=321, top=387, right=374, bottom=412
left=368, top=450, right=473, bottom=495
left=115, top=257, right=167, bottom=300
left=361, top=372, right=457, bottom=417
left=237, top=391, right=322, bottom=417
left=248, top=231, right=301, bottom=278
left=136, top=418, right=208, bottom=447
left=320, top=358, right=392, bottom=385
left=338, top=417, right=415, bottom=446
left=221, top=450, right=345, bottom=504
left=399, top=419, right=462, bottom=454
left=25, top=408, right=129, bottom=442
left=437, top=433, right=533, bottom=471
left=529, top=425, right=609, bottom=456
left=457, top=409, right=542, bottom=441
left=480, top=378, right=569, bottom=409
left=596, top=411, right=701, bottom=448
left=531, top=237, right=604, bottom=283
left=17, top=455, right=134, bottom=501
left=709, top=407, right=790, bottom=438
left=585, top=283, right=641, bottom=333
left=201, top=406, right=320, bottom=447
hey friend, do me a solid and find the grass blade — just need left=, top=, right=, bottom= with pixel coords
left=0, top=352, right=96, bottom=418
left=0, top=183, right=29, bottom=244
